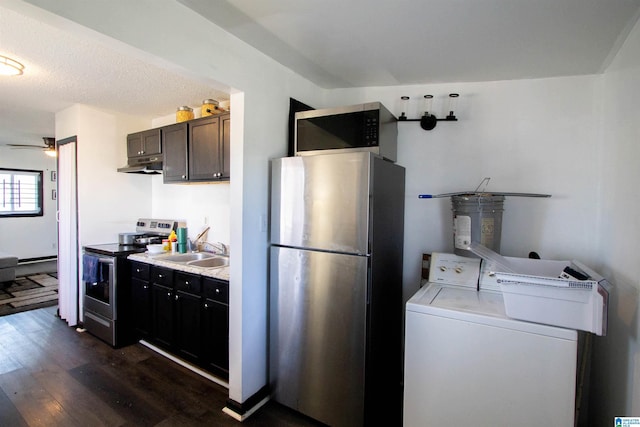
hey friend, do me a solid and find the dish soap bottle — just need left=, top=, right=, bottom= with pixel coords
left=168, top=230, right=178, bottom=252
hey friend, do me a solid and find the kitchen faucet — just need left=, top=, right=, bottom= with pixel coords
left=202, top=241, right=228, bottom=256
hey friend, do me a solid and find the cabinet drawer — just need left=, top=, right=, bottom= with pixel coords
left=150, top=266, right=173, bottom=286
left=131, top=262, right=150, bottom=280
left=175, top=272, right=202, bottom=295
left=203, top=279, right=228, bottom=304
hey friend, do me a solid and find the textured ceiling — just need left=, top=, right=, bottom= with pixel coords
left=0, top=4, right=228, bottom=147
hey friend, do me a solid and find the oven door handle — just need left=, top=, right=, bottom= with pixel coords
left=98, top=257, right=115, bottom=265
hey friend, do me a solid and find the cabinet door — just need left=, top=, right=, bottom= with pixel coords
left=175, top=289, right=202, bottom=362
left=189, top=116, right=220, bottom=181
left=142, top=129, right=161, bottom=156
left=203, top=298, right=229, bottom=379
left=220, top=113, right=231, bottom=179
left=127, top=129, right=161, bottom=157
left=151, top=283, right=174, bottom=349
left=131, top=277, right=152, bottom=340
left=202, top=277, right=229, bottom=377
left=131, top=261, right=150, bottom=281
left=127, top=132, right=143, bottom=157
left=162, top=122, right=188, bottom=182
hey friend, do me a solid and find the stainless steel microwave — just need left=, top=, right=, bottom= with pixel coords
left=294, top=102, right=398, bottom=162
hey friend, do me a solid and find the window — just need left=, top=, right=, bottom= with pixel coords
left=0, top=168, right=44, bottom=217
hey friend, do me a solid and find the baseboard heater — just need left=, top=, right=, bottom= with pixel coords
left=18, top=255, right=57, bottom=264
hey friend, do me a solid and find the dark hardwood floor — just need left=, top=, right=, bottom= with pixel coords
left=0, top=306, right=322, bottom=426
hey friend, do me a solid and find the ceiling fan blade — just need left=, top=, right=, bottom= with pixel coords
left=7, top=144, right=45, bottom=149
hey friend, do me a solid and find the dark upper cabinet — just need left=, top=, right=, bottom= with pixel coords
left=162, top=114, right=230, bottom=183
left=220, top=113, right=231, bottom=179
left=127, top=128, right=161, bottom=159
left=189, top=116, right=220, bottom=181
left=162, top=122, right=188, bottom=182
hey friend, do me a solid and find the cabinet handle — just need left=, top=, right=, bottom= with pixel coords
left=182, top=175, right=186, bottom=179
left=216, top=288, right=220, bottom=294
left=185, top=281, right=190, bottom=286
left=136, top=268, right=141, bottom=273
left=204, top=303, right=209, bottom=309
left=175, top=295, right=179, bottom=301
left=166, top=291, right=172, bottom=298
left=143, top=285, right=148, bottom=290
left=158, top=274, right=164, bottom=278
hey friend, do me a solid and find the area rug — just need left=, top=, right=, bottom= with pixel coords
left=0, top=273, right=58, bottom=316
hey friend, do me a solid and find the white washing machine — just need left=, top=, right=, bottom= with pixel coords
left=403, top=254, right=578, bottom=427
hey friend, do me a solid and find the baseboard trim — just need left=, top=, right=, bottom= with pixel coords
left=223, top=385, right=271, bottom=421
left=139, top=340, right=229, bottom=389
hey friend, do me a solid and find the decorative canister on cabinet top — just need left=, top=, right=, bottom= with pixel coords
left=201, top=99, right=223, bottom=116
left=176, top=106, right=194, bottom=122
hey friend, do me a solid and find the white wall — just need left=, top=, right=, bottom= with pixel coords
left=589, top=15, right=640, bottom=424
left=55, top=104, right=154, bottom=245
left=151, top=178, right=231, bottom=244
left=0, top=146, right=57, bottom=259
left=327, top=76, right=602, bottom=303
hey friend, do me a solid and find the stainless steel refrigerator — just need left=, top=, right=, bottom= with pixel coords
left=269, top=151, right=405, bottom=427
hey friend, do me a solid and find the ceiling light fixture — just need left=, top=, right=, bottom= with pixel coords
left=0, top=55, right=25, bottom=76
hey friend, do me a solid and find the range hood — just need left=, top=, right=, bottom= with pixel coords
left=117, top=156, right=163, bottom=174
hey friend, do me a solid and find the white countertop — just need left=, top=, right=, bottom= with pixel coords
left=128, top=252, right=230, bottom=281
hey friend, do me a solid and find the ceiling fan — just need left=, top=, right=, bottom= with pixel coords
left=8, top=137, right=57, bottom=156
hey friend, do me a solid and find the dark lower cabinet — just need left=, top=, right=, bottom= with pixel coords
left=150, top=266, right=174, bottom=349
left=151, top=282, right=174, bottom=349
left=131, top=262, right=152, bottom=339
left=175, top=272, right=202, bottom=363
left=129, top=261, right=229, bottom=379
left=131, top=277, right=152, bottom=339
left=203, top=278, right=229, bottom=379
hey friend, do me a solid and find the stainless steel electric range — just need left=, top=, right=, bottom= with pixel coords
left=82, top=218, right=185, bottom=347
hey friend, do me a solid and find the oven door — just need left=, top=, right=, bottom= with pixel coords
left=84, top=256, right=116, bottom=320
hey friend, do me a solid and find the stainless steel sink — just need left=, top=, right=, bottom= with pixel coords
left=158, top=252, right=215, bottom=263
left=186, top=256, right=229, bottom=268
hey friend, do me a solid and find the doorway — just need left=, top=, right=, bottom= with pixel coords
left=56, top=136, right=79, bottom=326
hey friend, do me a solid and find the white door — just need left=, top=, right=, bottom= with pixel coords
left=57, top=137, right=79, bottom=326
